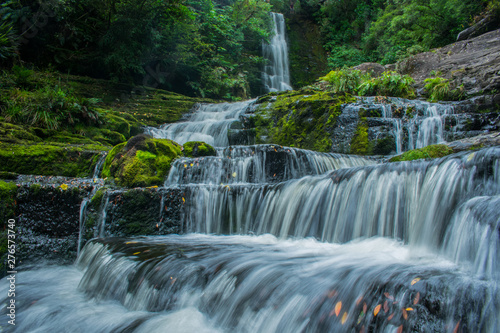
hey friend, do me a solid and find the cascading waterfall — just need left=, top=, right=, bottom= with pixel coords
left=262, top=13, right=292, bottom=92
left=346, top=97, right=455, bottom=153
left=167, top=145, right=375, bottom=185
left=2, top=91, right=499, bottom=332
left=145, top=100, right=255, bottom=147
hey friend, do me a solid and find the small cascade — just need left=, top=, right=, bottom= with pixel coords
left=92, top=152, right=107, bottom=180
left=77, top=198, right=89, bottom=257
left=442, top=195, right=500, bottom=279
left=97, top=193, right=110, bottom=238
left=340, top=97, right=455, bottom=154
left=181, top=148, right=500, bottom=247
left=166, top=145, right=375, bottom=185
left=262, top=13, right=292, bottom=92
left=145, top=100, right=255, bottom=147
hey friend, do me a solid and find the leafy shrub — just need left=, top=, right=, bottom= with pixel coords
left=319, top=69, right=366, bottom=94
left=12, top=65, right=33, bottom=88
left=358, top=71, right=415, bottom=98
left=0, top=22, right=17, bottom=62
left=424, top=77, right=465, bottom=102
left=0, top=86, right=101, bottom=129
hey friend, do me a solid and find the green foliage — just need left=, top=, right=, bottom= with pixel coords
left=1, top=84, right=100, bottom=130
left=295, top=0, right=485, bottom=69
left=424, top=77, right=465, bottom=102
left=358, top=71, right=415, bottom=98
left=0, top=1, right=19, bottom=64
left=11, top=65, right=33, bottom=88
left=319, top=69, right=365, bottom=94
left=327, top=45, right=371, bottom=69
left=389, top=144, right=453, bottom=162
left=5, top=0, right=272, bottom=100
left=319, top=70, right=415, bottom=98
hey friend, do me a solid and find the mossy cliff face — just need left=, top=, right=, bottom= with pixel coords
left=102, top=136, right=216, bottom=187
left=251, top=89, right=355, bottom=152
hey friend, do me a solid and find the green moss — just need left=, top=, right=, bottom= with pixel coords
left=0, top=122, right=41, bottom=143
left=350, top=118, right=372, bottom=155
left=90, top=188, right=106, bottom=208
left=253, top=90, right=354, bottom=152
left=103, top=135, right=183, bottom=187
left=372, top=136, right=397, bottom=155
left=0, top=142, right=109, bottom=177
left=101, top=142, right=126, bottom=178
left=389, top=144, right=453, bottom=162
left=183, top=141, right=216, bottom=157
left=0, top=181, right=17, bottom=222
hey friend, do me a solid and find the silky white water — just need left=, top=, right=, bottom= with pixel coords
left=262, top=13, right=292, bottom=92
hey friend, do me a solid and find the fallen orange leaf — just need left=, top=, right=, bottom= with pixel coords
left=374, top=304, right=382, bottom=316
left=341, top=312, right=348, bottom=324
left=411, top=277, right=421, bottom=286
left=335, top=301, right=342, bottom=317
left=397, top=325, right=403, bottom=333
left=387, top=313, right=395, bottom=321
left=453, top=320, right=460, bottom=333
left=402, top=309, right=408, bottom=320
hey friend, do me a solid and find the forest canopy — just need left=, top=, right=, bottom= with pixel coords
left=1, top=0, right=498, bottom=99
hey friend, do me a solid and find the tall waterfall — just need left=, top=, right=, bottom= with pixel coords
left=262, top=13, right=292, bottom=92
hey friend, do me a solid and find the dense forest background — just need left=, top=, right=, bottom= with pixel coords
left=0, top=0, right=498, bottom=100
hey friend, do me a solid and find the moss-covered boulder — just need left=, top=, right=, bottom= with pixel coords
left=389, top=144, right=453, bottom=162
left=0, top=142, right=108, bottom=177
left=101, top=135, right=184, bottom=187
left=183, top=141, right=217, bottom=157
left=252, top=89, right=355, bottom=152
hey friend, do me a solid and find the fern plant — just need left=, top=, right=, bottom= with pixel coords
left=358, top=71, right=415, bottom=98
left=319, top=69, right=366, bottom=94
left=424, top=77, right=465, bottom=102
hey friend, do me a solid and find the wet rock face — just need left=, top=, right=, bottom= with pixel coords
left=97, top=188, right=183, bottom=237
left=329, top=97, right=500, bottom=155
left=16, top=184, right=92, bottom=266
left=397, top=29, right=500, bottom=96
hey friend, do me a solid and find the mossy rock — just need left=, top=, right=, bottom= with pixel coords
left=350, top=118, right=372, bottom=155
left=253, top=90, right=354, bottom=152
left=0, top=142, right=109, bottom=177
left=183, top=141, right=216, bottom=157
left=389, top=144, right=453, bottom=162
left=0, top=122, right=41, bottom=143
left=102, top=134, right=183, bottom=187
